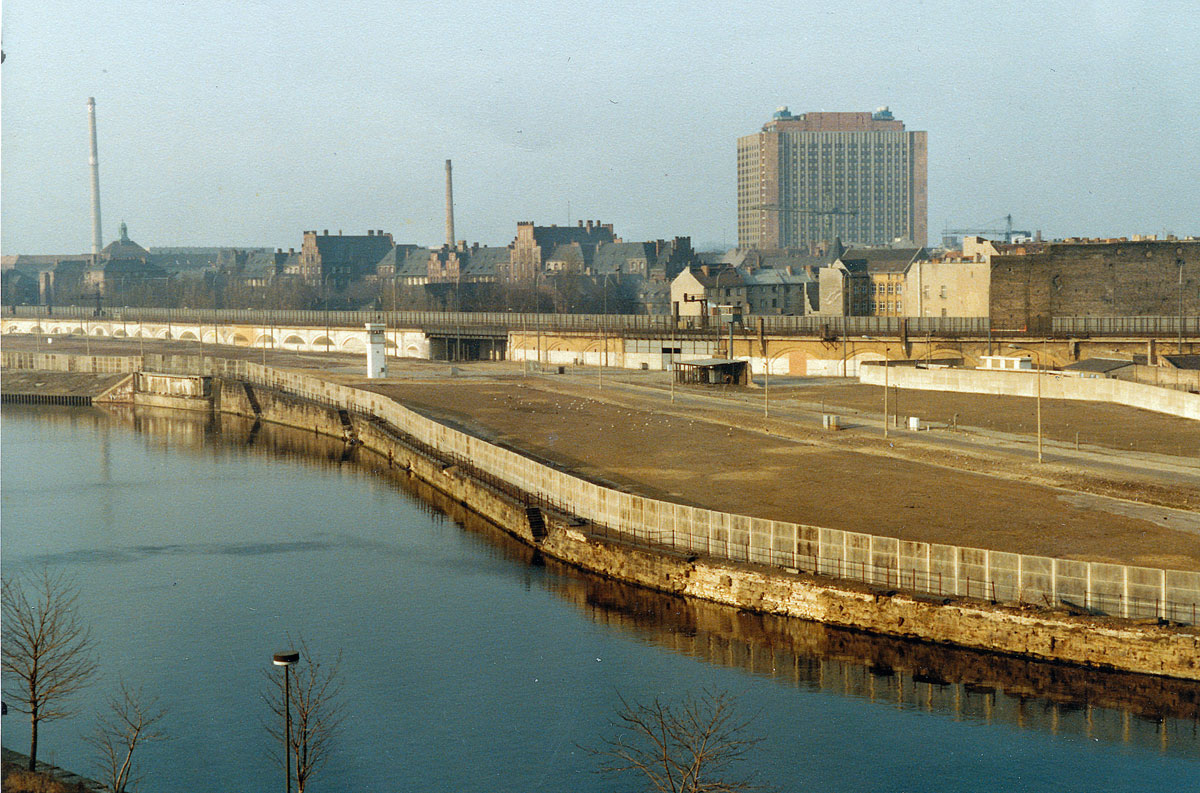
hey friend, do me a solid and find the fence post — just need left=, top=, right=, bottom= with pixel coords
left=984, top=549, right=991, bottom=602
left=1051, top=558, right=1058, bottom=607
left=1122, top=566, right=1129, bottom=619
left=1160, top=569, right=1166, bottom=620
left=1085, top=563, right=1092, bottom=610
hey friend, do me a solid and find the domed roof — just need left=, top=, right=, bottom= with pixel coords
left=101, top=221, right=149, bottom=261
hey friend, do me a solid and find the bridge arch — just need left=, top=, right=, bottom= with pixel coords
left=179, top=331, right=199, bottom=341
left=92, top=327, right=107, bottom=336
left=231, top=333, right=249, bottom=345
left=341, top=337, right=366, bottom=352
left=312, top=336, right=334, bottom=349
left=284, top=334, right=306, bottom=348
left=255, top=334, right=275, bottom=347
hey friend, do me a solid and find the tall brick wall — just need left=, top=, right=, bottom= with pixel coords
left=989, top=240, right=1199, bottom=330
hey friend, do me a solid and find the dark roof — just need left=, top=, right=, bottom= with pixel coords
left=376, top=245, right=427, bottom=275
left=397, top=247, right=434, bottom=277
left=683, top=265, right=747, bottom=288
left=1061, top=358, right=1134, bottom=373
left=592, top=242, right=655, bottom=274
left=313, top=234, right=394, bottom=263
left=837, top=247, right=928, bottom=273
left=101, top=238, right=150, bottom=260
left=461, top=246, right=509, bottom=276
left=1161, top=354, right=1200, bottom=370
left=546, top=242, right=592, bottom=267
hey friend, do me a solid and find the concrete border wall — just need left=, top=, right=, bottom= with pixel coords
left=233, top=363, right=1200, bottom=627
left=859, top=364, right=1200, bottom=420
left=6, top=351, right=1199, bottom=629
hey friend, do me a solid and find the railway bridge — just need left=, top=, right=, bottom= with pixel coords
left=3, top=306, right=1196, bottom=377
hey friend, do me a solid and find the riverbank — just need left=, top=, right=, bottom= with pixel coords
left=4, top=350, right=1199, bottom=680
left=207, top=374, right=1200, bottom=681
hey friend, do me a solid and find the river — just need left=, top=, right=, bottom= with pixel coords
left=1, top=404, right=1197, bottom=791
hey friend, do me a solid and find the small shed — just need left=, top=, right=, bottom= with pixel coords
left=673, top=358, right=749, bottom=385
left=1060, top=358, right=1134, bottom=379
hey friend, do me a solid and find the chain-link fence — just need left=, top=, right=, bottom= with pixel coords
left=6, top=349, right=1197, bottom=624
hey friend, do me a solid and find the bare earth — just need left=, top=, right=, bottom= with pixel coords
left=355, top=371, right=1200, bottom=572
left=4, top=336, right=1198, bottom=571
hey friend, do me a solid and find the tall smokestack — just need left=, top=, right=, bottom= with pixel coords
left=87, top=98, right=103, bottom=257
left=444, top=159, right=455, bottom=248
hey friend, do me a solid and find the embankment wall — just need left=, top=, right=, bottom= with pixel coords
left=216, top=377, right=1200, bottom=681
left=859, top=364, right=1200, bottom=420
left=7, top=353, right=1200, bottom=679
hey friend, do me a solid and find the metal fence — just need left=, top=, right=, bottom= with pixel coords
left=7, top=347, right=1195, bottom=623
left=11, top=305, right=1200, bottom=338
left=1053, top=316, right=1200, bottom=335
left=232, top=361, right=1200, bottom=626
left=5, top=305, right=991, bottom=337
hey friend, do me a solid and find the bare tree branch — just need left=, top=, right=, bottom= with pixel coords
left=2, top=569, right=98, bottom=771
left=86, top=683, right=169, bottom=793
left=262, top=640, right=344, bottom=793
left=585, top=689, right=764, bottom=793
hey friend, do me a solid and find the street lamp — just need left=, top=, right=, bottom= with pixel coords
left=1009, top=344, right=1043, bottom=463
left=272, top=650, right=300, bottom=793
left=1179, top=257, right=1186, bottom=355
left=883, top=345, right=890, bottom=439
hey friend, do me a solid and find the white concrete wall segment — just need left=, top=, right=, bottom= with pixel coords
left=11, top=351, right=1194, bottom=625
left=859, top=365, right=1200, bottom=420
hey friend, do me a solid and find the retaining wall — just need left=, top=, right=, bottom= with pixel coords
left=859, top=364, right=1200, bottom=420
left=7, top=352, right=1200, bottom=678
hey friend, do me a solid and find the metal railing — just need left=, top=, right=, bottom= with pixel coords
left=7, top=348, right=1198, bottom=625
left=9, top=305, right=1199, bottom=339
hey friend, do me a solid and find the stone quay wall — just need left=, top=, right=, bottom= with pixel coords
left=6, top=351, right=1200, bottom=679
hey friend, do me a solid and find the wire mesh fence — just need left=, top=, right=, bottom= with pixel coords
left=7, top=347, right=1196, bottom=625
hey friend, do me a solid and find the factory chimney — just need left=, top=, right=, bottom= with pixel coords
left=87, top=98, right=103, bottom=257
left=444, top=159, right=455, bottom=248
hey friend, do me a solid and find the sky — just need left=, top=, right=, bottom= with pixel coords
left=2, top=0, right=1198, bottom=254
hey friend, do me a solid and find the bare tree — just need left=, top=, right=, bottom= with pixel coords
left=86, top=684, right=168, bottom=793
left=588, top=689, right=763, bottom=793
left=263, top=642, right=344, bottom=793
left=2, top=569, right=99, bottom=771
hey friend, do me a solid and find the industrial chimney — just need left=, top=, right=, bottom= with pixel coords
left=87, top=98, right=103, bottom=258
left=444, top=159, right=455, bottom=249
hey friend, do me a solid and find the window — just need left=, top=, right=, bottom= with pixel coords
left=940, top=285, right=948, bottom=299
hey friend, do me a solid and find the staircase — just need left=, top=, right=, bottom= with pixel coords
left=525, top=506, right=547, bottom=541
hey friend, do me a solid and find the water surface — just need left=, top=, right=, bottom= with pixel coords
left=1, top=405, right=1197, bottom=791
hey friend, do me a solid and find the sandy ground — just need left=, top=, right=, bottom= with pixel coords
left=6, top=336, right=1198, bottom=570
left=358, top=373, right=1200, bottom=571
left=771, top=381, right=1200, bottom=458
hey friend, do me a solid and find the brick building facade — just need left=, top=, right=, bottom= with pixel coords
left=988, top=239, right=1199, bottom=330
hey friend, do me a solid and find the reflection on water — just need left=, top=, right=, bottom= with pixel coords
left=7, top=404, right=1200, bottom=760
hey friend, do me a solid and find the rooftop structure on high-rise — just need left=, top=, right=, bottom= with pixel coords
left=737, top=107, right=927, bottom=249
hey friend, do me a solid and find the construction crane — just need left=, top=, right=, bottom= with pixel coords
left=751, top=203, right=858, bottom=246
left=943, top=214, right=1032, bottom=244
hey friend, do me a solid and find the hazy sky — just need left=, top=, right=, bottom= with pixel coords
left=3, top=0, right=1198, bottom=253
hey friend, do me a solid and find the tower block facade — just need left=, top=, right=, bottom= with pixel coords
left=738, top=108, right=927, bottom=249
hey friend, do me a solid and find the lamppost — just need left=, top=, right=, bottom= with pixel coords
left=1009, top=343, right=1044, bottom=463
left=883, top=344, right=890, bottom=439
left=1179, top=257, right=1186, bottom=354
left=272, top=650, right=300, bottom=793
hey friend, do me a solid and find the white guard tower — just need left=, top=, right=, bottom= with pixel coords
left=365, top=323, right=388, bottom=378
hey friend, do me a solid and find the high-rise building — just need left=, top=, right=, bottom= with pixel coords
left=737, top=107, right=927, bottom=250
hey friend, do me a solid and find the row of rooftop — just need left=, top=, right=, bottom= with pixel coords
left=3, top=218, right=1197, bottom=327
